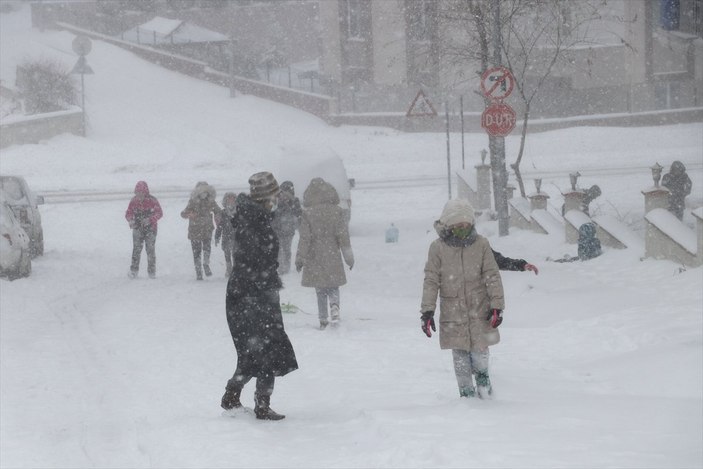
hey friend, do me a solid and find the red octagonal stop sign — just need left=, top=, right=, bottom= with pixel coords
left=481, top=102, right=516, bottom=137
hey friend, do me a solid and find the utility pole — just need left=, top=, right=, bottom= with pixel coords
left=490, top=1, right=510, bottom=236
left=229, top=37, right=236, bottom=98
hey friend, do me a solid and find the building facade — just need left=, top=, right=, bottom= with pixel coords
left=318, top=0, right=703, bottom=118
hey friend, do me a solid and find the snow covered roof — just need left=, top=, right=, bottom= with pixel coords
left=121, top=17, right=229, bottom=46
left=173, top=22, right=229, bottom=43
left=139, top=17, right=182, bottom=36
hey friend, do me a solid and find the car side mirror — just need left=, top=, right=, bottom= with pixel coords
left=36, top=195, right=45, bottom=205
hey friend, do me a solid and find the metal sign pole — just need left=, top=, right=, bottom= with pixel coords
left=460, top=95, right=465, bottom=170
left=80, top=72, right=86, bottom=137
left=71, top=36, right=93, bottom=138
left=445, top=102, right=452, bottom=200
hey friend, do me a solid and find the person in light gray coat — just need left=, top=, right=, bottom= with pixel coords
left=421, top=199, right=505, bottom=399
left=295, top=178, right=354, bottom=329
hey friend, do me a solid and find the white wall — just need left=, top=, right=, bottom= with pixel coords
left=318, top=0, right=342, bottom=84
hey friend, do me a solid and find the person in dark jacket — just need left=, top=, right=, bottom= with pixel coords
left=125, top=181, right=163, bottom=279
left=662, top=161, right=692, bottom=220
left=215, top=192, right=238, bottom=278
left=561, top=184, right=601, bottom=217
left=221, top=172, right=298, bottom=421
left=180, top=182, right=221, bottom=280
left=272, top=181, right=302, bottom=275
left=554, top=222, right=602, bottom=263
left=581, top=184, right=601, bottom=216
left=492, top=250, right=539, bottom=275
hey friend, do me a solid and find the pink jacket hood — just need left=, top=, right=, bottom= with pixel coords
left=134, top=181, right=150, bottom=195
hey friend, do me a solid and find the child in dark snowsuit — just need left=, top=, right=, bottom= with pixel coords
left=215, top=192, right=238, bottom=277
left=577, top=222, right=602, bottom=260
left=554, top=222, right=602, bottom=262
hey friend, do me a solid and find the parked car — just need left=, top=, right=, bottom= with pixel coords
left=278, top=147, right=353, bottom=222
left=1, top=194, right=32, bottom=280
left=0, top=175, right=44, bottom=257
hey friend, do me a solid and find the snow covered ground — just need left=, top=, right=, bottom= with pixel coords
left=1, top=5, right=702, bottom=468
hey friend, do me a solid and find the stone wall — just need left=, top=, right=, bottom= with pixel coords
left=0, top=107, right=83, bottom=148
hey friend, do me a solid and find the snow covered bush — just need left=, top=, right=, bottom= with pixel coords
left=16, top=58, right=77, bottom=114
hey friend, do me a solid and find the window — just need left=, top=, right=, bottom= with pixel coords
left=406, top=0, right=435, bottom=42
left=0, top=178, right=24, bottom=201
left=339, top=0, right=373, bottom=85
left=659, top=0, right=703, bottom=37
left=345, top=0, right=364, bottom=39
left=405, top=0, right=438, bottom=87
left=660, top=0, right=679, bottom=30
left=655, top=80, right=683, bottom=109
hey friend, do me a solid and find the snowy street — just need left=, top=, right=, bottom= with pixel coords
left=1, top=5, right=702, bottom=468
left=2, top=181, right=702, bottom=468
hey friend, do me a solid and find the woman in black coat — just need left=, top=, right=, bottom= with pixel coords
left=220, top=172, right=298, bottom=421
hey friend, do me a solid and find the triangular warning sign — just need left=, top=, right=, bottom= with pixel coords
left=406, top=89, right=437, bottom=117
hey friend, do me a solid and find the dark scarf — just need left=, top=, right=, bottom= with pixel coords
left=440, top=225, right=478, bottom=248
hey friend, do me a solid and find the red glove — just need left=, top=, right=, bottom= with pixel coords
left=487, top=309, right=503, bottom=328
left=524, top=263, right=539, bottom=275
left=421, top=311, right=436, bottom=338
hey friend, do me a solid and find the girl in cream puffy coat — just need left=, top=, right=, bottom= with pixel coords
left=420, top=199, right=505, bottom=398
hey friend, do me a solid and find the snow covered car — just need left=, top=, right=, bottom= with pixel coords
left=0, top=175, right=44, bottom=257
left=0, top=196, right=32, bottom=280
left=277, top=147, right=353, bottom=223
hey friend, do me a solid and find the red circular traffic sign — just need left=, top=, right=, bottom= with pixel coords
left=480, top=66, right=515, bottom=100
left=482, top=102, right=516, bottom=137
